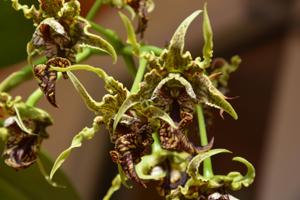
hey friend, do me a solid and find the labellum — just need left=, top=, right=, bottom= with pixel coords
left=34, top=57, right=71, bottom=107
left=2, top=117, right=45, bottom=169
left=0, top=94, right=52, bottom=169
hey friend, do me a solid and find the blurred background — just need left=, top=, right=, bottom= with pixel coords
left=0, top=0, right=300, bottom=199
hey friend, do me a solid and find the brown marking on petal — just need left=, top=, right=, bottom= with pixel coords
left=125, top=0, right=150, bottom=38
left=40, top=0, right=63, bottom=17
left=159, top=121, right=214, bottom=154
left=121, top=152, right=147, bottom=187
left=33, top=57, right=71, bottom=107
left=110, top=119, right=153, bottom=187
left=47, top=57, right=71, bottom=79
left=2, top=119, right=42, bottom=169
left=34, top=64, right=58, bottom=107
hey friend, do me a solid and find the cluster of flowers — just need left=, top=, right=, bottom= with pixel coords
left=0, top=1, right=255, bottom=199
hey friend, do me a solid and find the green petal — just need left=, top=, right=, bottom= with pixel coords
left=187, top=148, right=231, bottom=179
left=119, top=12, right=140, bottom=55
left=49, top=122, right=99, bottom=180
left=52, top=64, right=128, bottom=128
left=164, top=10, right=202, bottom=72
left=10, top=0, right=39, bottom=21
left=228, top=157, right=255, bottom=190
left=143, top=105, right=177, bottom=129
left=202, top=3, right=213, bottom=68
left=117, top=164, right=133, bottom=188
left=14, top=103, right=53, bottom=133
left=152, top=73, right=196, bottom=100
left=103, top=174, right=122, bottom=200
left=113, top=99, right=177, bottom=134
left=169, top=10, right=202, bottom=54
left=192, top=74, right=238, bottom=119
left=77, top=17, right=117, bottom=63
left=67, top=72, right=102, bottom=112
left=113, top=95, right=139, bottom=133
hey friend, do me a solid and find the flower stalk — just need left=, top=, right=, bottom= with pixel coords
left=86, top=0, right=103, bottom=21
left=196, top=104, right=214, bottom=178
left=0, top=57, right=46, bottom=93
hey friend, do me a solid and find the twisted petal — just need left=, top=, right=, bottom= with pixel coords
left=11, top=0, right=39, bottom=21
left=77, top=17, right=117, bottom=63
left=50, top=118, right=100, bottom=180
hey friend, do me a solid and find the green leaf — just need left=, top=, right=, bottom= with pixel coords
left=0, top=143, right=80, bottom=200
left=119, top=12, right=140, bottom=55
left=202, top=3, right=213, bottom=68
left=187, top=149, right=231, bottom=178
left=49, top=123, right=99, bottom=181
left=103, top=174, right=122, bottom=200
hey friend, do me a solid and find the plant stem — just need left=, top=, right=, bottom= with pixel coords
left=90, top=21, right=137, bottom=77
left=90, top=21, right=124, bottom=51
left=26, top=49, right=92, bottom=106
left=122, top=54, right=137, bottom=78
left=140, top=45, right=163, bottom=55
left=91, top=22, right=163, bottom=57
left=1, top=0, right=103, bottom=94
left=130, top=58, right=147, bottom=93
left=0, top=57, right=46, bottom=93
left=196, top=104, right=214, bottom=178
left=86, top=0, right=103, bottom=21
left=25, top=87, right=43, bottom=107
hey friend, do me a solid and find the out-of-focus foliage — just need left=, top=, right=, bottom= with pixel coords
left=0, top=143, right=80, bottom=200
left=0, top=0, right=36, bottom=67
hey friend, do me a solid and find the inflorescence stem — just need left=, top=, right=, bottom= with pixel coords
left=196, top=104, right=214, bottom=178
left=0, top=57, right=46, bottom=93
left=86, top=0, right=103, bottom=21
